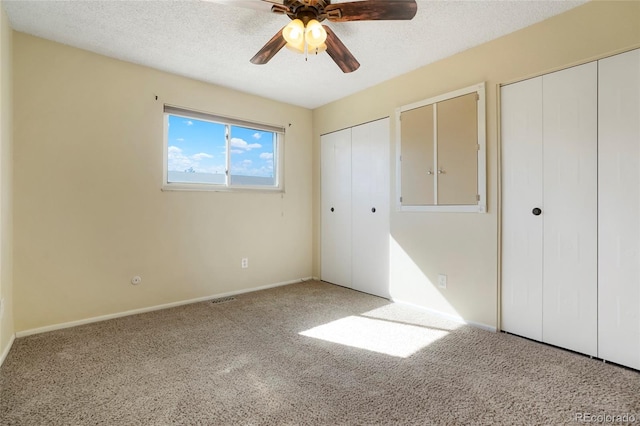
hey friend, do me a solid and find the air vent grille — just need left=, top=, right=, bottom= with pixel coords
left=210, top=296, right=236, bottom=305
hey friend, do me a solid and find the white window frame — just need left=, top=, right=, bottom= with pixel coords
left=162, top=104, right=285, bottom=192
left=395, top=82, right=487, bottom=213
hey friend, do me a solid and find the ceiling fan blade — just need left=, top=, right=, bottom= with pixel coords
left=325, top=0, right=417, bottom=22
left=324, top=26, right=360, bottom=73
left=250, top=26, right=288, bottom=65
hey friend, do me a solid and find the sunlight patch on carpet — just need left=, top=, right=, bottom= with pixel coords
left=299, top=316, right=449, bottom=358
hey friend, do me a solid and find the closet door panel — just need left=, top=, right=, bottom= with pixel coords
left=400, top=105, right=435, bottom=205
left=437, top=92, right=478, bottom=205
left=598, top=49, right=640, bottom=370
left=321, top=129, right=352, bottom=286
left=501, top=77, right=544, bottom=341
left=351, top=118, right=390, bottom=298
left=542, top=62, right=598, bottom=356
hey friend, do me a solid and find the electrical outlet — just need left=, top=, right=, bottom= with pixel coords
left=438, top=274, right=447, bottom=289
left=241, top=258, right=249, bottom=269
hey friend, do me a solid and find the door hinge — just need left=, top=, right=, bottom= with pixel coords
left=476, top=93, right=480, bottom=101
left=476, top=194, right=481, bottom=201
left=400, top=196, right=403, bottom=203
left=477, top=144, right=481, bottom=151
left=399, top=155, right=402, bottom=161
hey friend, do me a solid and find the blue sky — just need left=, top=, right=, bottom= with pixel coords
left=167, top=115, right=275, bottom=178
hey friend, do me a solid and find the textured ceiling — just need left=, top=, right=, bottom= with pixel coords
left=3, top=0, right=586, bottom=109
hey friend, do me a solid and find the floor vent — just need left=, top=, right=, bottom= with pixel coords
left=211, top=296, right=236, bottom=305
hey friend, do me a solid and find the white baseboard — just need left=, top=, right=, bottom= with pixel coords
left=0, top=333, right=15, bottom=367
left=16, top=277, right=314, bottom=338
left=391, top=298, right=497, bottom=332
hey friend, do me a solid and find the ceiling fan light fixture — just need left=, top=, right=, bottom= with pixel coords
left=305, top=19, right=327, bottom=48
left=282, top=19, right=305, bottom=45
left=312, top=42, right=327, bottom=55
left=285, top=39, right=305, bottom=54
left=250, top=0, right=417, bottom=73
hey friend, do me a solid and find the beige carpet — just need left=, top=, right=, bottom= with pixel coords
left=1, top=281, right=638, bottom=425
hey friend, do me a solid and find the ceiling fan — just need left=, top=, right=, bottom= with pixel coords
left=213, top=0, right=418, bottom=73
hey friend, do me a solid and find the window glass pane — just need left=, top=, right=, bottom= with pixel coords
left=229, top=125, right=276, bottom=187
left=167, top=115, right=227, bottom=185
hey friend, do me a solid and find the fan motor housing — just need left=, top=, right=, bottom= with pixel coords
left=279, top=0, right=330, bottom=23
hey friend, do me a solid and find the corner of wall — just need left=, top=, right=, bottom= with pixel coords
left=0, top=2, right=16, bottom=365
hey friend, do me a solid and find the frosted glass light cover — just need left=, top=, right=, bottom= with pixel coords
left=310, top=43, right=327, bottom=54
left=305, top=20, right=327, bottom=48
left=283, top=19, right=305, bottom=45
left=286, top=40, right=305, bottom=54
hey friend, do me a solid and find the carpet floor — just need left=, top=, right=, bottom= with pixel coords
left=1, top=280, right=638, bottom=425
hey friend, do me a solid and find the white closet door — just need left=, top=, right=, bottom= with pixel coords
left=501, top=77, right=544, bottom=341
left=321, top=128, right=352, bottom=286
left=598, top=49, right=640, bottom=370
left=351, top=118, right=390, bottom=298
left=542, top=62, right=598, bottom=356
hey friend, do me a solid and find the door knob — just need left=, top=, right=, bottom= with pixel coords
left=532, top=207, right=542, bottom=216
left=371, top=207, right=376, bottom=213
left=330, top=207, right=334, bottom=212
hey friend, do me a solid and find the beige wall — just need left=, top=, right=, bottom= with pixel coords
left=312, top=1, right=640, bottom=328
left=13, top=34, right=313, bottom=332
left=0, top=3, right=14, bottom=356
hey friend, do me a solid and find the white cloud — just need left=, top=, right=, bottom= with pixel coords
left=185, top=120, right=194, bottom=126
left=176, top=138, right=185, bottom=142
left=252, top=132, right=262, bottom=140
left=192, top=152, right=214, bottom=160
left=168, top=146, right=222, bottom=174
left=230, top=137, right=261, bottom=151
left=259, top=152, right=273, bottom=160
left=242, top=160, right=252, bottom=166
left=167, top=146, right=192, bottom=172
left=230, top=149, right=244, bottom=154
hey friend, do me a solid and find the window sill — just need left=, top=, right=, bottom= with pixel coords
left=161, top=183, right=284, bottom=193
left=398, top=204, right=486, bottom=213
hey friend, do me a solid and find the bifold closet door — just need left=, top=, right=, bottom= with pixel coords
left=501, top=77, right=544, bottom=341
left=351, top=118, right=390, bottom=298
left=321, top=128, right=352, bottom=287
left=542, top=62, right=598, bottom=357
left=598, top=49, right=640, bottom=370
left=501, top=62, right=598, bottom=356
